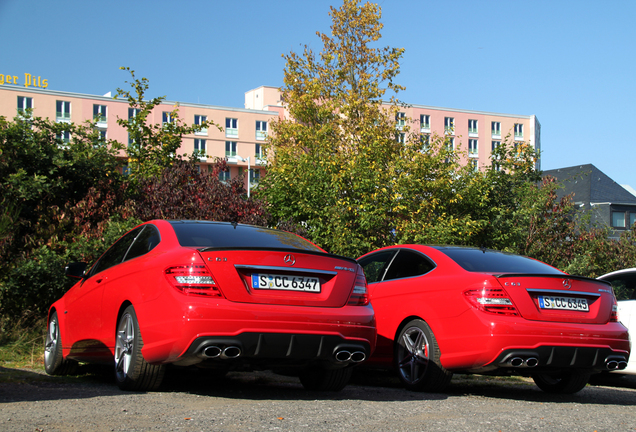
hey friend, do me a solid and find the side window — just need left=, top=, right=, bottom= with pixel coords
left=125, top=225, right=161, bottom=261
left=383, top=249, right=435, bottom=281
left=604, top=275, right=636, bottom=301
left=358, top=250, right=398, bottom=283
left=89, top=227, right=143, bottom=277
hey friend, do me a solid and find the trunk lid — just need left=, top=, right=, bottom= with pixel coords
left=495, top=274, right=615, bottom=324
left=198, top=248, right=358, bottom=307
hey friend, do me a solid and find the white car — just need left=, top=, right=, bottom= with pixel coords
left=598, top=268, right=636, bottom=374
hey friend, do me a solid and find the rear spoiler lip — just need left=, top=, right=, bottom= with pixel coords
left=493, top=273, right=612, bottom=286
left=197, top=246, right=358, bottom=264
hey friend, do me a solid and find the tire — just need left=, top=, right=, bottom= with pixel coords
left=44, top=311, right=78, bottom=375
left=532, top=370, right=590, bottom=394
left=299, top=367, right=353, bottom=391
left=114, top=305, right=165, bottom=391
left=394, top=319, right=452, bottom=392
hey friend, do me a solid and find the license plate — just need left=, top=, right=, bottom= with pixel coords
left=538, top=296, right=589, bottom=311
left=251, top=273, right=321, bottom=292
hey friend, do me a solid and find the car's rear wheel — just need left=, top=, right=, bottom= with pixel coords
left=114, top=305, right=165, bottom=391
left=44, top=311, right=78, bottom=375
left=532, top=370, right=590, bottom=394
left=395, top=319, right=452, bottom=392
left=299, top=366, right=353, bottom=391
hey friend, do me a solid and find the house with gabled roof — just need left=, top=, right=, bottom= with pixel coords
left=543, top=164, right=636, bottom=239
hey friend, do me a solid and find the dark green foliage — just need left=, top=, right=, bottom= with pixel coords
left=0, top=246, right=72, bottom=318
left=0, top=113, right=125, bottom=259
left=0, top=113, right=127, bottom=321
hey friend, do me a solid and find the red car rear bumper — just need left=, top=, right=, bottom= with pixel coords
left=437, top=311, right=629, bottom=372
left=136, top=295, right=377, bottom=367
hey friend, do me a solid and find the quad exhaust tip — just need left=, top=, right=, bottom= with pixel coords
left=508, top=357, right=538, bottom=368
left=335, top=350, right=366, bottom=363
left=203, top=345, right=242, bottom=359
left=605, top=359, right=628, bottom=370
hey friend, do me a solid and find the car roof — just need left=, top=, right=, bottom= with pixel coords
left=598, top=268, right=636, bottom=279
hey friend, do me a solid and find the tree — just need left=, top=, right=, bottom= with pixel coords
left=114, top=67, right=221, bottom=183
left=259, top=0, right=545, bottom=258
left=0, top=112, right=127, bottom=318
left=260, top=0, right=407, bottom=257
left=0, top=113, right=125, bottom=261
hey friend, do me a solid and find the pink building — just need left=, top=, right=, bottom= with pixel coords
left=0, top=85, right=279, bottom=189
left=0, top=82, right=541, bottom=190
left=245, top=86, right=541, bottom=171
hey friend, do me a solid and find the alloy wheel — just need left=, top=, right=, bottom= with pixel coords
left=44, top=316, right=58, bottom=367
left=397, top=325, right=430, bottom=384
left=115, top=312, right=135, bottom=381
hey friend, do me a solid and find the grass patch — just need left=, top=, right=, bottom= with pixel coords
left=0, top=313, right=46, bottom=370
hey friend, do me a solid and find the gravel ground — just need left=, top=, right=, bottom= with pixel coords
left=1, top=366, right=636, bottom=432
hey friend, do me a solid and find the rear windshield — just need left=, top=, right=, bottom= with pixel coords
left=169, top=221, right=322, bottom=252
left=435, top=247, right=565, bottom=274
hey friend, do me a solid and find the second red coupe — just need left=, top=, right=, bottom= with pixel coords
left=357, top=245, right=629, bottom=394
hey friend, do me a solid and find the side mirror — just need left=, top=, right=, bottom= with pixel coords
left=65, top=262, right=87, bottom=279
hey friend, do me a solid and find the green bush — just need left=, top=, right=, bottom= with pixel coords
left=0, top=245, right=73, bottom=319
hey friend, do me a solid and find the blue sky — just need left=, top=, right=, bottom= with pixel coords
left=1, top=0, right=634, bottom=187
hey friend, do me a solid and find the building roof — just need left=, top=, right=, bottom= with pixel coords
left=543, top=164, right=636, bottom=205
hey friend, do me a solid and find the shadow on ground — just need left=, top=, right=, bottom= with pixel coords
left=2, top=364, right=636, bottom=406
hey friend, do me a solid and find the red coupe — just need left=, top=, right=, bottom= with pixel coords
left=45, top=220, right=376, bottom=391
left=357, top=245, right=629, bottom=394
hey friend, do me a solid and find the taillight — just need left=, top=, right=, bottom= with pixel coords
left=464, top=288, right=518, bottom=316
left=347, top=264, right=369, bottom=306
left=610, top=293, right=619, bottom=322
left=165, top=265, right=223, bottom=297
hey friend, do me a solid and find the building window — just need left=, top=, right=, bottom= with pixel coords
left=397, top=132, right=405, bottom=144
left=256, top=120, right=267, bottom=140
left=447, top=137, right=455, bottom=151
left=226, top=118, right=238, bottom=138
left=96, top=129, right=107, bottom=142
left=630, top=213, right=636, bottom=228
left=162, top=112, right=173, bottom=125
left=250, top=169, right=260, bottom=185
left=444, top=117, right=454, bottom=135
left=468, top=119, right=478, bottom=136
left=420, top=114, right=430, bottom=132
left=445, top=138, right=454, bottom=163
left=194, top=139, right=206, bottom=160
left=491, top=141, right=501, bottom=170
left=514, top=123, right=524, bottom=140
left=57, top=130, right=71, bottom=146
left=396, top=112, right=406, bottom=130
left=255, top=143, right=264, bottom=159
left=225, top=141, right=237, bottom=157
left=128, top=109, right=140, bottom=146
left=421, top=134, right=430, bottom=151
left=468, top=139, right=478, bottom=157
left=491, top=121, right=501, bottom=138
left=612, top=212, right=626, bottom=228
left=93, top=104, right=107, bottom=122
left=219, top=168, right=230, bottom=182
left=17, top=96, right=33, bottom=113
left=194, top=115, right=208, bottom=135
left=56, top=100, right=71, bottom=122
left=470, top=159, right=478, bottom=172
